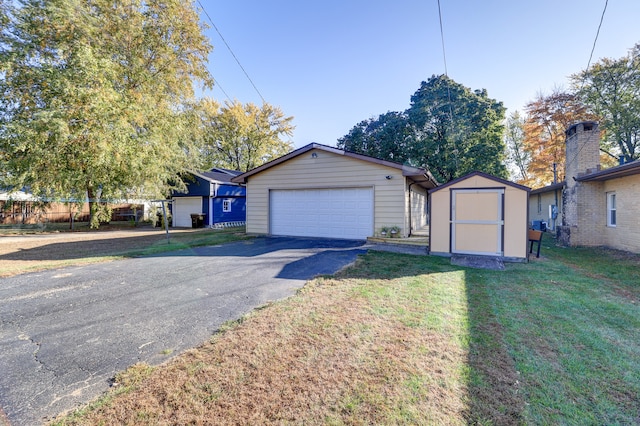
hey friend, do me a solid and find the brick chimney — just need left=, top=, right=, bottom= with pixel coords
left=559, top=121, right=603, bottom=246
left=565, top=121, right=600, bottom=179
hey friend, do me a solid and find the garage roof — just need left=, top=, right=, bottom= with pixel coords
left=230, top=143, right=439, bottom=189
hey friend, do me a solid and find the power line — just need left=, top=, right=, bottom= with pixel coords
left=585, top=0, right=609, bottom=77
left=436, top=0, right=449, bottom=77
left=567, top=0, right=610, bottom=174
left=436, top=0, right=458, bottom=166
left=212, top=77, right=232, bottom=102
left=196, top=0, right=267, bottom=104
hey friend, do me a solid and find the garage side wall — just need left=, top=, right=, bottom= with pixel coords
left=245, top=150, right=406, bottom=237
left=407, top=184, right=428, bottom=234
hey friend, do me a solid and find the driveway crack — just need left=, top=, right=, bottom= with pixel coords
left=18, top=332, right=56, bottom=376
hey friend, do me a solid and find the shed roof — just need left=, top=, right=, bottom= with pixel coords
left=428, top=171, right=530, bottom=194
left=230, top=143, right=439, bottom=189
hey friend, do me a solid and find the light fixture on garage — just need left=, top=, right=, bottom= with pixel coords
left=311, top=152, right=318, bottom=158
left=385, top=175, right=392, bottom=180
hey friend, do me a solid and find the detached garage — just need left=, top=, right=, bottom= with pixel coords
left=428, top=171, right=530, bottom=261
left=231, top=143, right=438, bottom=240
left=172, top=168, right=246, bottom=228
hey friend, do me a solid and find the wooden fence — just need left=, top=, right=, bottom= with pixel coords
left=0, top=200, right=144, bottom=225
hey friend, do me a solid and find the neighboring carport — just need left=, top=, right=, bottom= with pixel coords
left=428, top=171, right=530, bottom=261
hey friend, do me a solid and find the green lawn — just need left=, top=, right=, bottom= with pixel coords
left=53, top=243, right=640, bottom=425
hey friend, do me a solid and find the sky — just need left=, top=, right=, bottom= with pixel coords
left=197, top=0, right=640, bottom=149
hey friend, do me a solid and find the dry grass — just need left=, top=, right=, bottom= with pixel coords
left=46, top=243, right=640, bottom=425
left=53, top=253, right=471, bottom=425
left=0, top=227, right=248, bottom=277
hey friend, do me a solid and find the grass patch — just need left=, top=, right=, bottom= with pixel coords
left=50, top=244, right=640, bottom=425
left=0, top=227, right=250, bottom=277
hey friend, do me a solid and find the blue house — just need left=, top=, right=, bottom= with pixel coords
left=171, top=168, right=246, bottom=228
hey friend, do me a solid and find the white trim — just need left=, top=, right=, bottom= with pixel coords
left=223, top=199, right=232, bottom=213
left=451, top=188, right=504, bottom=256
left=606, top=192, right=616, bottom=227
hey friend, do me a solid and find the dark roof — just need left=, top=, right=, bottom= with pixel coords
left=231, top=143, right=439, bottom=189
left=576, top=159, right=640, bottom=182
left=428, top=171, right=530, bottom=194
left=530, top=181, right=565, bottom=195
left=191, top=168, right=243, bottom=184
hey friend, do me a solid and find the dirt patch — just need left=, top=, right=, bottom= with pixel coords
left=0, top=228, right=203, bottom=277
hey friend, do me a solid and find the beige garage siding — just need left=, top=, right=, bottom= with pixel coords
left=245, top=149, right=406, bottom=236
left=407, top=184, right=428, bottom=233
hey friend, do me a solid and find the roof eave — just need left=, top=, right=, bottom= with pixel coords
left=231, top=142, right=437, bottom=184
left=576, top=161, right=640, bottom=182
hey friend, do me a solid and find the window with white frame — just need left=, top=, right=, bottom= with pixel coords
left=223, top=199, right=232, bottom=213
left=606, top=192, right=616, bottom=227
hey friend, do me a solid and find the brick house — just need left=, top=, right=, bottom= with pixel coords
left=534, top=121, right=640, bottom=253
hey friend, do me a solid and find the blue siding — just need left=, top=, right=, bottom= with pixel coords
left=171, top=174, right=246, bottom=225
left=212, top=197, right=246, bottom=223
left=217, top=184, right=246, bottom=197
left=173, top=175, right=210, bottom=197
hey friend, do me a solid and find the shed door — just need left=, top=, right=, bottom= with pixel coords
left=270, top=188, right=373, bottom=240
left=173, top=197, right=203, bottom=227
left=451, top=189, right=504, bottom=256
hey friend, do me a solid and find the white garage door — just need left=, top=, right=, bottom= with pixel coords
left=173, top=197, right=203, bottom=227
left=270, top=188, right=373, bottom=240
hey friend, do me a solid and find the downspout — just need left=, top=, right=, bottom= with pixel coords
left=210, top=183, right=218, bottom=228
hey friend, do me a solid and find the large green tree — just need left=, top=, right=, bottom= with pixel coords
left=338, top=75, right=507, bottom=183
left=572, top=43, right=640, bottom=162
left=198, top=99, right=294, bottom=172
left=0, top=0, right=212, bottom=227
left=337, top=111, right=414, bottom=164
left=407, top=75, right=507, bottom=182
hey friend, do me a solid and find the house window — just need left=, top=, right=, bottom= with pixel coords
left=537, top=194, right=542, bottom=213
left=606, top=192, right=616, bottom=227
left=223, top=199, right=232, bottom=213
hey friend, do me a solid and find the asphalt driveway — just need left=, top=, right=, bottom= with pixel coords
left=0, top=237, right=367, bottom=425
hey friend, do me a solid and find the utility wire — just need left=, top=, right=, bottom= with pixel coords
left=436, top=0, right=459, bottom=165
left=212, top=77, right=232, bottom=102
left=585, top=0, right=608, bottom=80
left=197, top=0, right=267, bottom=104
left=567, top=0, right=610, bottom=173
left=436, top=0, right=449, bottom=78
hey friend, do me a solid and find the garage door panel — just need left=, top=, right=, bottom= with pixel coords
left=173, top=197, right=203, bottom=228
left=270, top=188, right=373, bottom=240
